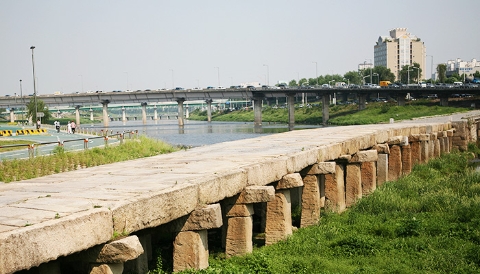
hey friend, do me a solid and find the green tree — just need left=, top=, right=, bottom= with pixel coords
left=437, top=64, right=447, bottom=83
left=398, top=63, right=422, bottom=84
left=473, top=71, right=480, bottom=79
left=288, top=80, right=298, bottom=87
left=26, top=97, right=52, bottom=123
left=362, top=66, right=395, bottom=84
left=343, top=71, right=362, bottom=85
left=298, top=78, right=308, bottom=86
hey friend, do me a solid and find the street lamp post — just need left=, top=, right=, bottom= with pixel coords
left=19, top=79, right=24, bottom=122
left=312, top=62, right=318, bottom=86
left=214, top=67, right=220, bottom=87
left=427, top=55, right=434, bottom=81
left=30, top=46, right=38, bottom=123
left=263, top=64, right=269, bottom=86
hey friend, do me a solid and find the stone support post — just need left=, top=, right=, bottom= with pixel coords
left=429, top=133, right=437, bottom=159
left=420, top=134, right=430, bottom=163
left=173, top=231, right=209, bottom=272
left=300, top=174, right=321, bottom=227
left=401, top=144, right=412, bottom=175
left=388, top=145, right=402, bottom=181
left=224, top=186, right=274, bottom=257
left=377, top=154, right=388, bottom=186
left=345, top=163, right=361, bottom=207
left=324, top=163, right=345, bottom=212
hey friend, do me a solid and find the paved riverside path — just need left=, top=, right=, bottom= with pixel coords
left=0, top=110, right=479, bottom=273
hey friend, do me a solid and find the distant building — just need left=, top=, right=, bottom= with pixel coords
left=446, top=58, right=480, bottom=80
left=374, top=28, right=426, bottom=81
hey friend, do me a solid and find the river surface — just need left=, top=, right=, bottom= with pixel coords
left=81, top=120, right=323, bottom=147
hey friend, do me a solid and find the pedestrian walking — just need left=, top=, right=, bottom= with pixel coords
left=71, top=121, right=76, bottom=134
left=67, top=121, right=72, bottom=134
left=54, top=120, right=60, bottom=133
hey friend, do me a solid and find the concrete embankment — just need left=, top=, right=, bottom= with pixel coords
left=0, top=111, right=479, bottom=274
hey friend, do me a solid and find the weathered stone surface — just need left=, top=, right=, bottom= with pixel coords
left=173, top=230, right=209, bottom=272
left=246, top=158, right=288, bottom=186
left=300, top=175, right=321, bottom=227
left=338, top=154, right=352, bottom=161
left=96, top=236, right=144, bottom=264
left=89, top=263, right=123, bottom=274
left=420, top=140, right=429, bottom=163
left=0, top=209, right=113, bottom=274
left=225, top=204, right=254, bottom=217
left=410, top=141, right=421, bottom=164
left=387, top=136, right=408, bottom=146
left=303, top=162, right=336, bottom=175
left=277, top=173, right=303, bottom=189
left=324, top=164, right=345, bottom=212
left=181, top=204, right=223, bottom=231
left=350, top=150, right=378, bottom=163
left=345, top=164, right=362, bottom=207
left=265, top=190, right=292, bottom=245
left=361, top=162, right=376, bottom=195
left=225, top=216, right=253, bottom=257
left=434, top=138, right=441, bottom=158
left=401, top=144, right=412, bottom=175
left=197, top=171, right=247, bottom=205
left=377, top=154, right=388, bottom=186
left=236, top=186, right=275, bottom=204
left=388, top=145, right=402, bottom=181
left=373, top=144, right=390, bottom=154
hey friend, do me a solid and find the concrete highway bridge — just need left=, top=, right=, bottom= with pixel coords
left=1, top=110, right=479, bottom=273
left=1, top=87, right=479, bottom=129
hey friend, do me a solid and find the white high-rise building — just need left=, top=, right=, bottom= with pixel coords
left=374, top=28, right=426, bottom=81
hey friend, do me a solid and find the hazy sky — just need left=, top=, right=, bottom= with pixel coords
left=1, top=0, right=479, bottom=96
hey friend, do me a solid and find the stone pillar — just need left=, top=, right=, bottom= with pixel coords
left=447, top=129, right=454, bottom=152
left=73, top=236, right=144, bottom=274
left=176, top=98, right=185, bottom=126
left=397, top=95, right=406, bottom=106
left=101, top=100, right=110, bottom=127
left=206, top=99, right=212, bottom=122
left=287, top=93, right=295, bottom=131
left=377, top=154, right=389, bottom=186
left=345, top=150, right=378, bottom=207
left=429, top=133, right=437, bottom=159
left=324, top=163, right=345, bottom=212
left=388, top=145, right=402, bottom=181
left=322, top=94, right=329, bottom=126
left=168, top=204, right=222, bottom=272
left=300, top=162, right=336, bottom=225
left=141, top=102, right=148, bottom=125
left=420, top=134, right=430, bottom=163
left=75, top=105, right=81, bottom=126
left=401, top=144, right=412, bottom=175
left=345, top=163, right=361, bottom=207
left=224, top=186, right=274, bottom=257
left=174, top=231, right=209, bottom=272
left=265, top=173, right=303, bottom=245
left=409, top=135, right=421, bottom=164
left=361, top=161, right=376, bottom=195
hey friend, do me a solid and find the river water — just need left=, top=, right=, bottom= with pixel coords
left=81, top=120, right=322, bottom=147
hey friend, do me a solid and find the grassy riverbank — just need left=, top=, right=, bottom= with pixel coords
left=167, top=145, right=480, bottom=274
left=188, top=100, right=470, bottom=125
left=0, top=136, right=178, bottom=183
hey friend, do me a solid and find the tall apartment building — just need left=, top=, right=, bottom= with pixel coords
left=374, top=28, right=426, bottom=81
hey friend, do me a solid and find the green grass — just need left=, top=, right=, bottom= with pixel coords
left=0, top=136, right=178, bottom=183
left=188, top=101, right=470, bottom=126
left=159, top=146, right=480, bottom=274
left=0, top=140, right=36, bottom=152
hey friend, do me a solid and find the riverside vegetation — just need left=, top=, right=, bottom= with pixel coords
left=0, top=136, right=178, bottom=183
left=188, top=100, right=470, bottom=125
left=147, top=144, right=480, bottom=274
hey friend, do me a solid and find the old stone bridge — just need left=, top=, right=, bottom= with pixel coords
left=1, top=111, right=479, bottom=274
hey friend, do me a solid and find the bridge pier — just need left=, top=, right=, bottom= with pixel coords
left=9, top=108, right=15, bottom=123
left=141, top=102, right=148, bottom=125
left=322, top=94, right=329, bottom=126
left=101, top=100, right=110, bottom=127
left=206, top=99, right=212, bottom=122
left=176, top=98, right=185, bottom=126
left=122, top=107, right=126, bottom=122
left=287, top=93, right=295, bottom=131
left=153, top=105, right=158, bottom=120
left=358, top=94, right=367, bottom=110
left=253, top=95, right=264, bottom=127
left=75, top=105, right=81, bottom=126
